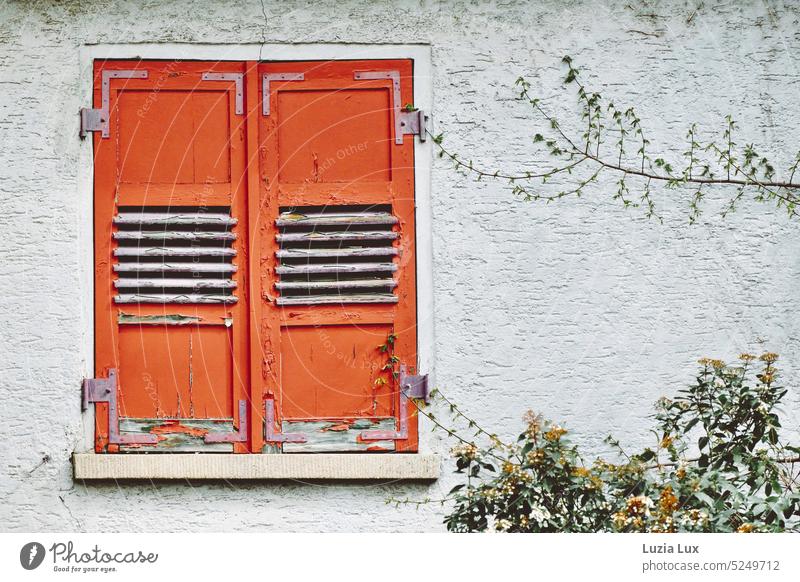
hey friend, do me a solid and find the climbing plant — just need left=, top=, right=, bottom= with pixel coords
left=432, top=56, right=800, bottom=222
left=397, top=57, right=800, bottom=531
left=375, top=332, right=399, bottom=390
left=395, top=354, right=800, bottom=532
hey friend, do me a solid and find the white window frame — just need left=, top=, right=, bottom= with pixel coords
left=75, top=43, right=437, bottom=480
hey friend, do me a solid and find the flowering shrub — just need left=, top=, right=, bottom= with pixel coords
left=442, top=354, right=800, bottom=532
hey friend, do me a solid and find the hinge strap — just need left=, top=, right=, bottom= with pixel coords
left=360, top=365, right=427, bottom=441
left=262, top=73, right=304, bottom=116
left=398, top=363, right=430, bottom=402
left=83, top=369, right=158, bottom=445
left=264, top=399, right=307, bottom=443
left=80, top=70, right=148, bottom=139
left=202, top=72, right=244, bottom=115
left=353, top=70, right=426, bottom=145
left=204, top=400, right=248, bottom=443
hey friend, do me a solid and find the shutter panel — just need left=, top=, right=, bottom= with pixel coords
left=92, top=62, right=250, bottom=452
left=258, top=60, right=419, bottom=452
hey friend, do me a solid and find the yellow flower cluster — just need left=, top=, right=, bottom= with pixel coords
left=612, top=495, right=654, bottom=531
left=698, top=358, right=725, bottom=369
left=572, top=465, right=602, bottom=489
left=544, top=425, right=567, bottom=441
left=652, top=491, right=678, bottom=533
left=523, top=410, right=543, bottom=439
left=498, top=462, right=534, bottom=492
left=650, top=517, right=676, bottom=533
left=699, top=353, right=778, bottom=372
left=450, top=443, right=479, bottom=461
left=526, top=449, right=545, bottom=465
left=482, top=487, right=500, bottom=501
left=757, top=371, right=776, bottom=384
left=572, top=467, right=591, bottom=478
left=679, top=509, right=709, bottom=528
left=612, top=511, right=628, bottom=529
left=659, top=487, right=679, bottom=512
left=595, top=459, right=644, bottom=480
left=627, top=495, right=654, bottom=516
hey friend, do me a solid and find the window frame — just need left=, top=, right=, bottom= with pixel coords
left=76, top=44, right=435, bottom=468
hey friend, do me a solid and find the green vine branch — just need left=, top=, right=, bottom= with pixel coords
left=375, top=332, right=514, bottom=463
left=431, top=56, right=800, bottom=222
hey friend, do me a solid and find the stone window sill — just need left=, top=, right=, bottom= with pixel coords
left=73, top=453, right=439, bottom=481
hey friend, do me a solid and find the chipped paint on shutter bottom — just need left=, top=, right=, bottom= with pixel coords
left=119, top=418, right=235, bottom=453
left=280, top=419, right=397, bottom=453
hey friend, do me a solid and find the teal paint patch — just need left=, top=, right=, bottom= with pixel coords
left=282, top=418, right=397, bottom=453
left=118, top=313, right=202, bottom=326
left=119, top=418, right=234, bottom=453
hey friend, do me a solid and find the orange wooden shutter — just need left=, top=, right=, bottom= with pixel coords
left=258, top=60, right=419, bottom=452
left=92, top=61, right=251, bottom=452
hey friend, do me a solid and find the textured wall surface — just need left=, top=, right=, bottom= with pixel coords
left=2, top=0, right=800, bottom=532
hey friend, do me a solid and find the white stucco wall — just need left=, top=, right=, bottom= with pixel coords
left=2, top=0, right=800, bottom=532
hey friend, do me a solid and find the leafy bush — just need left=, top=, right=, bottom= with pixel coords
left=442, top=353, right=800, bottom=532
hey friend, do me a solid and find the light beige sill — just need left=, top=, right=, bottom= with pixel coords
left=73, top=453, right=439, bottom=481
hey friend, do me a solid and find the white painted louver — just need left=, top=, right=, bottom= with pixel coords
left=275, top=205, right=399, bottom=306
left=112, top=206, right=238, bottom=304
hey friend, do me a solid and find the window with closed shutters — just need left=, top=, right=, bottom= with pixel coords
left=89, top=58, right=421, bottom=454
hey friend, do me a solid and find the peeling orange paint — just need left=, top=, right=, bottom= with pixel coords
left=149, top=421, right=209, bottom=438
left=323, top=422, right=353, bottom=432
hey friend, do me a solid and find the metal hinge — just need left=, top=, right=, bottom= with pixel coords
left=262, top=72, right=304, bottom=116
left=353, top=70, right=427, bottom=145
left=398, top=364, right=430, bottom=403
left=360, top=364, right=429, bottom=441
left=201, top=72, right=244, bottom=115
left=399, top=108, right=427, bottom=143
left=83, top=369, right=158, bottom=445
left=204, top=400, right=248, bottom=443
left=83, top=371, right=247, bottom=446
left=80, top=70, right=148, bottom=139
left=264, top=399, right=307, bottom=443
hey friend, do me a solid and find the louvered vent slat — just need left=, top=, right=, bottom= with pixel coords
left=275, top=279, right=398, bottom=291
left=114, top=278, right=237, bottom=289
left=114, top=247, right=236, bottom=257
left=276, top=231, right=398, bottom=243
left=113, top=206, right=238, bottom=304
left=114, top=231, right=236, bottom=241
left=276, top=247, right=397, bottom=259
left=276, top=211, right=398, bottom=227
left=115, top=263, right=237, bottom=273
left=115, top=294, right=236, bottom=304
left=275, top=205, right=399, bottom=306
left=275, top=262, right=397, bottom=275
